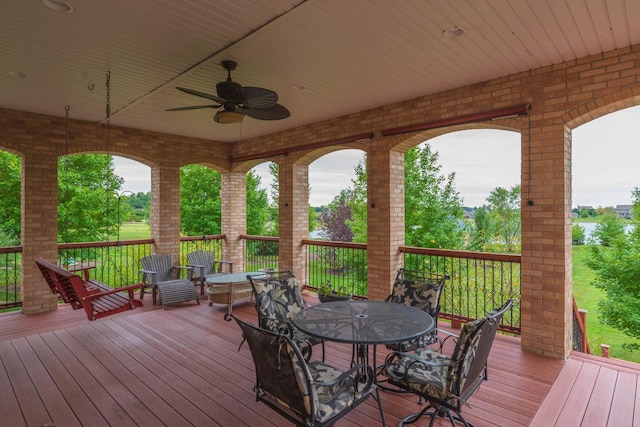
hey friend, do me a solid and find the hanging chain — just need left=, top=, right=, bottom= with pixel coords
left=105, top=71, right=112, bottom=247
left=64, top=105, right=70, bottom=153
left=105, top=71, right=111, bottom=143
left=62, top=105, right=71, bottom=244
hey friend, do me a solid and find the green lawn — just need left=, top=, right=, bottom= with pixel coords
left=572, top=245, right=639, bottom=363
left=109, top=222, right=151, bottom=240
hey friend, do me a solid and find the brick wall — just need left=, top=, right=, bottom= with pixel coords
left=1, top=45, right=640, bottom=358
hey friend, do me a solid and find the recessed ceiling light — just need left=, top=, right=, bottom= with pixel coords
left=443, top=26, right=465, bottom=39
left=291, top=84, right=307, bottom=91
left=7, top=71, right=27, bottom=78
left=42, top=0, right=74, bottom=13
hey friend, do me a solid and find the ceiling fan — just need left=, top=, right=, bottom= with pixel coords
left=167, top=60, right=290, bottom=124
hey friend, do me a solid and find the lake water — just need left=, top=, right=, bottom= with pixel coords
left=578, top=222, right=633, bottom=240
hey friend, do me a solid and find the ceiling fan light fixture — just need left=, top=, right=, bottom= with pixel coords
left=214, top=110, right=244, bottom=124
left=42, top=0, right=74, bottom=13
left=443, top=26, right=465, bottom=38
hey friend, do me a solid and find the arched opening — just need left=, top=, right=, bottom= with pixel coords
left=309, top=149, right=365, bottom=241
left=571, top=105, right=640, bottom=362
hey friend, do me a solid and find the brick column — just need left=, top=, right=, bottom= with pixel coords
left=278, top=159, right=308, bottom=280
left=21, top=150, right=59, bottom=313
left=366, top=148, right=404, bottom=301
left=520, top=121, right=572, bottom=359
left=221, top=172, right=246, bottom=268
left=150, top=166, right=181, bottom=262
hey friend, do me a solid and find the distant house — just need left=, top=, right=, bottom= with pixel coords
left=615, top=204, right=633, bottom=219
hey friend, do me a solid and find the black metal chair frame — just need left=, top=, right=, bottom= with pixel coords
left=384, top=268, right=450, bottom=352
left=382, top=299, right=515, bottom=427
left=246, top=269, right=325, bottom=362
left=229, top=314, right=382, bottom=426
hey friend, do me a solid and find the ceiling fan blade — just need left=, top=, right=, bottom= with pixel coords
left=216, top=81, right=243, bottom=101
left=241, top=104, right=290, bottom=120
left=166, top=104, right=220, bottom=111
left=176, top=87, right=226, bottom=104
left=240, top=87, right=278, bottom=108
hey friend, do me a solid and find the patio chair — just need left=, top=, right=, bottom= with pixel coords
left=381, top=299, right=515, bottom=427
left=384, top=268, right=449, bottom=352
left=139, top=254, right=199, bottom=309
left=35, top=258, right=143, bottom=321
left=248, top=270, right=325, bottom=362
left=186, top=249, right=234, bottom=295
left=229, top=314, right=380, bottom=426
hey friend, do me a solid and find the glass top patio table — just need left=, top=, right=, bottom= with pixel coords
left=293, top=300, right=434, bottom=345
left=204, top=271, right=266, bottom=284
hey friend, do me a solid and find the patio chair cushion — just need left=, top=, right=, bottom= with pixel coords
left=385, top=317, right=484, bottom=405
left=385, top=268, right=448, bottom=351
left=231, top=315, right=375, bottom=426
left=382, top=300, right=514, bottom=425
left=251, top=273, right=324, bottom=352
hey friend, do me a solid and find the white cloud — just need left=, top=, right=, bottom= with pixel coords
left=112, top=157, right=150, bottom=193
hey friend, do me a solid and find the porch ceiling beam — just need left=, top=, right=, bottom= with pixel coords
left=230, top=132, right=374, bottom=163
left=380, top=103, right=531, bottom=137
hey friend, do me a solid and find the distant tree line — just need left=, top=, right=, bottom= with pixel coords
left=318, top=144, right=522, bottom=254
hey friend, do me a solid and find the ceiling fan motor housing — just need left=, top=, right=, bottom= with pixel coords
left=168, top=59, right=290, bottom=123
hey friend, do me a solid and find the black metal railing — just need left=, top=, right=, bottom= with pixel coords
left=241, top=235, right=279, bottom=271
left=179, top=235, right=224, bottom=265
left=58, top=239, right=154, bottom=289
left=401, top=246, right=522, bottom=334
left=5, top=236, right=524, bottom=334
left=303, top=239, right=368, bottom=298
left=0, top=246, right=22, bottom=310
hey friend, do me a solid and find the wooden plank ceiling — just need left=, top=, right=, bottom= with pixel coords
left=1, top=0, right=639, bottom=143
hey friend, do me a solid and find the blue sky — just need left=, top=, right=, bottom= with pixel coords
left=114, top=106, right=640, bottom=208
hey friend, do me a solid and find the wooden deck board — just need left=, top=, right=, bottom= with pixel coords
left=1, top=297, right=637, bottom=426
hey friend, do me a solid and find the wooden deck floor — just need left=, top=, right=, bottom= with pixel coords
left=0, top=295, right=636, bottom=426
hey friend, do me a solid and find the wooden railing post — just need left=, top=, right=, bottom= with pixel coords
left=601, top=344, right=610, bottom=358
left=578, top=309, right=588, bottom=353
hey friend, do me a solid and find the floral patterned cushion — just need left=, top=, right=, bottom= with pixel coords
left=383, top=347, right=455, bottom=404
left=386, top=271, right=445, bottom=317
left=236, top=316, right=367, bottom=426
left=308, top=361, right=363, bottom=423
left=385, top=269, right=446, bottom=350
left=252, top=275, right=323, bottom=351
left=447, top=317, right=484, bottom=396
left=383, top=317, right=485, bottom=406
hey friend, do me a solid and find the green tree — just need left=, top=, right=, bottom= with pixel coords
left=349, top=146, right=464, bottom=249
left=591, top=213, right=625, bottom=246
left=403, top=145, right=464, bottom=249
left=470, top=207, right=492, bottom=250
left=246, top=170, right=270, bottom=235
left=268, top=162, right=280, bottom=236
left=58, top=154, right=123, bottom=243
left=572, top=223, right=586, bottom=245
left=486, top=185, right=521, bottom=252
left=0, top=151, right=21, bottom=242
left=586, top=188, right=640, bottom=350
left=180, top=165, right=221, bottom=235
left=126, top=192, right=151, bottom=221
left=348, top=158, right=368, bottom=243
